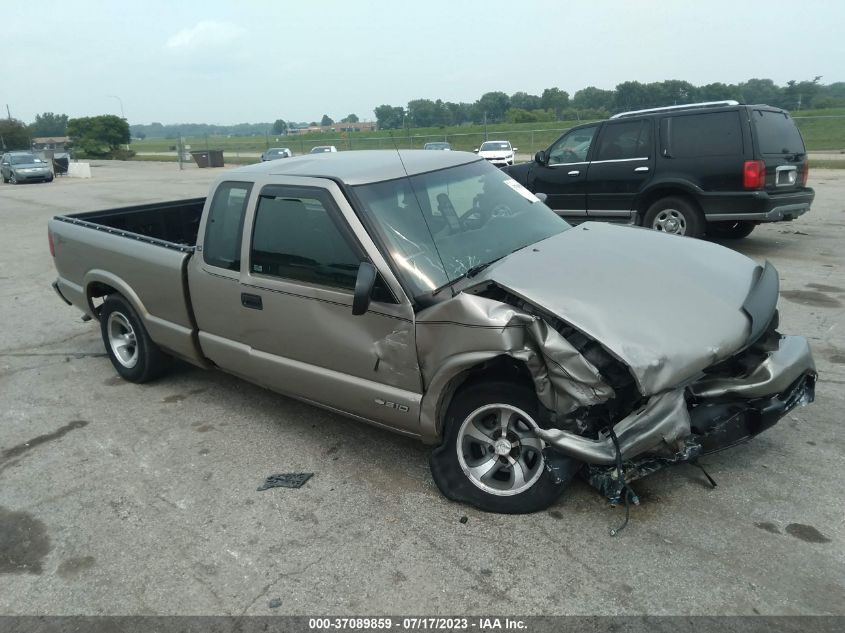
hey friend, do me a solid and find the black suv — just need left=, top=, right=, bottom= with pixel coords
left=505, top=101, right=814, bottom=239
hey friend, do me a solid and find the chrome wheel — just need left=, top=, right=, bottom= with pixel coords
left=457, top=404, right=546, bottom=496
left=652, top=209, right=687, bottom=235
left=107, top=311, right=139, bottom=369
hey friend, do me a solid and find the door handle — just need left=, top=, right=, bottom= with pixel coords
left=634, top=166, right=649, bottom=173
left=567, top=170, right=580, bottom=176
left=241, top=293, right=263, bottom=310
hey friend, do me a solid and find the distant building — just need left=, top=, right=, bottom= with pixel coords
left=287, top=121, right=376, bottom=134
left=32, top=136, right=70, bottom=150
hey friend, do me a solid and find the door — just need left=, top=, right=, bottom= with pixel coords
left=233, top=182, right=422, bottom=434
left=529, top=124, right=599, bottom=217
left=586, top=119, right=654, bottom=220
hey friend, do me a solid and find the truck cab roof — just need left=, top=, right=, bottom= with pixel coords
left=229, top=149, right=482, bottom=186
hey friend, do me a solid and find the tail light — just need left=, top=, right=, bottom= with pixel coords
left=743, top=160, right=766, bottom=189
left=801, top=160, right=809, bottom=186
left=48, top=230, right=55, bottom=257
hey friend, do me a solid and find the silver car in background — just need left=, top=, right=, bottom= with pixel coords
left=260, top=147, right=292, bottom=161
left=1, top=151, right=54, bottom=184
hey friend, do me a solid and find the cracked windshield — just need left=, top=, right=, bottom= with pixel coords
left=354, top=161, right=569, bottom=295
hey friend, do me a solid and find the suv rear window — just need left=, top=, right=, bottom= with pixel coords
left=752, top=109, right=805, bottom=155
left=663, top=111, right=743, bottom=158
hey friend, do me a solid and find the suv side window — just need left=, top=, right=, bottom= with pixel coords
left=662, top=111, right=743, bottom=158
left=250, top=188, right=361, bottom=291
left=203, top=181, right=253, bottom=271
left=548, top=126, right=597, bottom=164
left=594, top=120, right=652, bottom=161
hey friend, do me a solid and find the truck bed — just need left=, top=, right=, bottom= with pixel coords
left=61, top=198, right=206, bottom=248
left=49, top=198, right=208, bottom=366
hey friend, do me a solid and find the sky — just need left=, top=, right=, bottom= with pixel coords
left=3, top=0, right=843, bottom=125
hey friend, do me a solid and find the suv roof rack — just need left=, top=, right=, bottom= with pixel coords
left=610, top=100, right=740, bottom=119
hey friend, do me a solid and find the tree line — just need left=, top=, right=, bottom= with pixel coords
left=2, top=77, right=843, bottom=151
left=374, top=77, right=845, bottom=129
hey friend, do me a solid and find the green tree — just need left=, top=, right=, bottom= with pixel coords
left=341, top=113, right=359, bottom=123
left=510, top=91, right=542, bottom=111
left=540, top=88, right=569, bottom=119
left=374, top=105, right=405, bottom=130
left=30, top=112, right=69, bottom=137
left=696, top=82, right=741, bottom=102
left=572, top=86, right=614, bottom=111
left=475, top=91, right=511, bottom=123
left=737, top=78, right=783, bottom=107
left=320, top=114, right=334, bottom=127
left=0, top=118, right=30, bottom=150
left=66, top=115, right=129, bottom=157
left=272, top=119, right=288, bottom=135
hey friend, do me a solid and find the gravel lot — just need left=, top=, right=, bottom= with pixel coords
left=0, top=160, right=843, bottom=616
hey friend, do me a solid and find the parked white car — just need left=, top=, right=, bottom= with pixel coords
left=475, top=140, right=517, bottom=167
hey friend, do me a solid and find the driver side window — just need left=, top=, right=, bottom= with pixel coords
left=548, top=126, right=597, bottom=164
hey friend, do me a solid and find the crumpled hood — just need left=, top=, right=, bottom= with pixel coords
left=478, top=222, right=768, bottom=395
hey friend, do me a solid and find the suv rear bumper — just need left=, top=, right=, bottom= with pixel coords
left=699, top=188, right=815, bottom=223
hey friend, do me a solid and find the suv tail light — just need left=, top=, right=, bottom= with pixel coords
left=48, top=230, right=55, bottom=257
left=801, top=160, right=809, bottom=186
left=743, top=160, right=766, bottom=189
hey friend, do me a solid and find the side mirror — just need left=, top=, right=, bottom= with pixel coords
left=352, top=262, right=377, bottom=316
left=513, top=147, right=519, bottom=152
left=534, top=150, right=547, bottom=165
left=473, top=148, right=479, bottom=153
left=535, top=192, right=548, bottom=203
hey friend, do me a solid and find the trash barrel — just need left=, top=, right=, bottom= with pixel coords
left=190, top=151, right=210, bottom=168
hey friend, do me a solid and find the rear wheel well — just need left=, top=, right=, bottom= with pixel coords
left=87, top=282, right=118, bottom=318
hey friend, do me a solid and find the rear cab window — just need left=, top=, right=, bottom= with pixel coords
left=203, top=181, right=253, bottom=270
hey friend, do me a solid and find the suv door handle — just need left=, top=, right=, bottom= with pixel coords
left=567, top=170, right=580, bottom=176
left=241, top=293, right=263, bottom=310
left=634, top=166, right=649, bottom=173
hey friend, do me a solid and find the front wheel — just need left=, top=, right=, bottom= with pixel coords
left=643, top=196, right=704, bottom=238
left=430, top=382, right=568, bottom=513
left=99, top=295, right=170, bottom=383
left=707, top=220, right=756, bottom=239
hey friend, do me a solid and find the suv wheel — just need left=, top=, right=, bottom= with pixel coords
left=643, top=196, right=704, bottom=238
left=707, top=221, right=756, bottom=239
left=430, top=381, right=568, bottom=514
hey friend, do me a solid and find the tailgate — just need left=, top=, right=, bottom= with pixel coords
left=750, top=108, right=808, bottom=192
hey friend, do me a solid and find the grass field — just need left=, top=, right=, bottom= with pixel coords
left=128, top=107, right=845, bottom=160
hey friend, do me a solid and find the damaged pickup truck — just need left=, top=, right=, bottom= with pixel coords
left=48, top=150, right=816, bottom=514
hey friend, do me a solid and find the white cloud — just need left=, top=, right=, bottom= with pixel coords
left=165, top=21, right=246, bottom=51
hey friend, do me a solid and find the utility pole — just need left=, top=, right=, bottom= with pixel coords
left=5, top=104, right=11, bottom=120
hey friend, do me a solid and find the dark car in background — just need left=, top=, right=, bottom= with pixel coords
left=424, top=142, right=452, bottom=151
left=504, top=101, right=814, bottom=239
left=260, top=147, right=292, bottom=161
left=1, top=152, right=54, bottom=184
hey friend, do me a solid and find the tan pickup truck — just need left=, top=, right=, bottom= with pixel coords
left=49, top=150, right=815, bottom=514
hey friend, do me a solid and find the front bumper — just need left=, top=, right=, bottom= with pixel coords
left=14, top=170, right=53, bottom=182
left=538, top=335, right=815, bottom=466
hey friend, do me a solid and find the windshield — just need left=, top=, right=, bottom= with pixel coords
left=10, top=154, right=38, bottom=164
left=480, top=142, right=511, bottom=151
left=354, top=161, right=569, bottom=296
